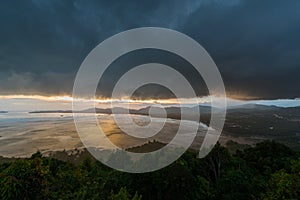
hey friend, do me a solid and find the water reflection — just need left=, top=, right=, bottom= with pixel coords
left=0, top=113, right=207, bottom=157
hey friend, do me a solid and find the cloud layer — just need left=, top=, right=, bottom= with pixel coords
left=0, top=0, right=300, bottom=99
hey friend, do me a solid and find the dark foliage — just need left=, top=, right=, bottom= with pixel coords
left=0, top=141, right=299, bottom=200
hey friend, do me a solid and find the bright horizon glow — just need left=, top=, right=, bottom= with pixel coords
left=0, top=95, right=212, bottom=104
left=0, top=95, right=300, bottom=111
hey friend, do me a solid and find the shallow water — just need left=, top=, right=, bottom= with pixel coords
left=0, top=112, right=207, bottom=157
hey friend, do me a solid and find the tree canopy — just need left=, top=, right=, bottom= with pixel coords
left=0, top=141, right=299, bottom=200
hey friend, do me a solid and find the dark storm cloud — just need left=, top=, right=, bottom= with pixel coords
left=0, top=0, right=299, bottom=99
left=97, top=49, right=209, bottom=99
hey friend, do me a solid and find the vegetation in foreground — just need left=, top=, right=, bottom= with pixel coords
left=0, top=141, right=299, bottom=200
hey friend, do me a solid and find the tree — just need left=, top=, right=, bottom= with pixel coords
left=200, top=142, right=231, bottom=183
left=262, top=159, right=300, bottom=200
left=109, top=187, right=142, bottom=200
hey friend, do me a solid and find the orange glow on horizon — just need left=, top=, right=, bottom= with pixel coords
left=0, top=94, right=216, bottom=105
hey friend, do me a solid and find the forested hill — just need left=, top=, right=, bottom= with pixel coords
left=0, top=140, right=299, bottom=200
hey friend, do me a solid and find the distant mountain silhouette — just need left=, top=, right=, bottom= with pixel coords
left=228, top=104, right=281, bottom=112
left=29, top=104, right=300, bottom=116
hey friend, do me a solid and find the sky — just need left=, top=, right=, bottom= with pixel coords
left=0, top=0, right=300, bottom=110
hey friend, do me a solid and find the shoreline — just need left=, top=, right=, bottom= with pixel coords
left=0, top=138, right=258, bottom=163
